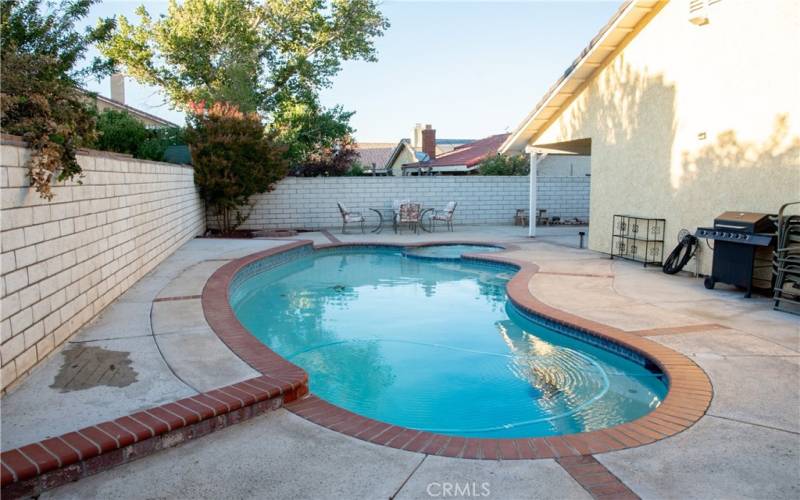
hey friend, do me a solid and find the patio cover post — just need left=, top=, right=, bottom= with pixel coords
left=525, top=146, right=541, bottom=237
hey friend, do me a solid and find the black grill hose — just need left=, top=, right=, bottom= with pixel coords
left=663, top=234, right=698, bottom=275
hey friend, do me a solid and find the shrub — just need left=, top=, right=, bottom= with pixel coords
left=345, top=162, right=365, bottom=176
left=478, top=154, right=530, bottom=175
left=95, top=109, right=185, bottom=161
left=137, top=127, right=185, bottom=162
left=186, top=102, right=288, bottom=234
left=95, top=110, right=150, bottom=155
left=0, top=0, right=113, bottom=200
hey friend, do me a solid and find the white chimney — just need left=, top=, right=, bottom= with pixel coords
left=110, top=73, right=125, bottom=104
left=412, top=123, right=423, bottom=149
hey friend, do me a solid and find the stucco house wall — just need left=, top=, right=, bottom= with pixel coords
left=530, top=0, right=800, bottom=274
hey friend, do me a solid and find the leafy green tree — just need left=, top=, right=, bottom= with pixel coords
left=100, top=0, right=389, bottom=115
left=100, top=0, right=387, bottom=167
left=0, top=0, right=114, bottom=199
left=479, top=154, right=530, bottom=175
left=272, top=97, right=354, bottom=165
left=186, top=102, right=288, bottom=234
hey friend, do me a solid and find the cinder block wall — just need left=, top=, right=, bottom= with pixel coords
left=536, top=177, right=591, bottom=221
left=0, top=138, right=205, bottom=392
left=231, top=176, right=589, bottom=229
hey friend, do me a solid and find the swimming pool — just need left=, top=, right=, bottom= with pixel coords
left=230, top=246, right=667, bottom=438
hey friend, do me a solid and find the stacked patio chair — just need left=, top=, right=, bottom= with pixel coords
left=536, top=209, right=550, bottom=226
left=514, top=209, right=529, bottom=226
left=397, top=203, right=421, bottom=234
left=773, top=202, right=800, bottom=315
left=337, top=202, right=365, bottom=234
left=432, top=202, right=458, bottom=232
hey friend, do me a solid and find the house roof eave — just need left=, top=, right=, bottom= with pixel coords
left=499, top=0, right=662, bottom=154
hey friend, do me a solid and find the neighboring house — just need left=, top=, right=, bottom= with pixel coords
left=354, top=143, right=395, bottom=175
left=85, top=73, right=180, bottom=129
left=385, top=124, right=473, bottom=176
left=403, top=131, right=510, bottom=175
left=500, top=0, right=799, bottom=274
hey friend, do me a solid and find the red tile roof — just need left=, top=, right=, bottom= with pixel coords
left=404, top=133, right=510, bottom=168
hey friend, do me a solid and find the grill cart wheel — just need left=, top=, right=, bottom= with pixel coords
left=704, top=276, right=716, bottom=289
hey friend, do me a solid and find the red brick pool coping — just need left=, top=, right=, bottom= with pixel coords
left=0, top=239, right=712, bottom=496
left=207, top=240, right=712, bottom=459
left=0, top=375, right=306, bottom=498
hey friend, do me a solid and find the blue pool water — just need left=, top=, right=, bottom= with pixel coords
left=404, top=244, right=504, bottom=259
left=231, top=247, right=667, bottom=438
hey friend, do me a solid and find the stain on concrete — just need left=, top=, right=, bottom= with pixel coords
left=50, top=345, right=138, bottom=392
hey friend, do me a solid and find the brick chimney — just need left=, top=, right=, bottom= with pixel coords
left=110, top=73, right=125, bottom=104
left=421, top=124, right=436, bottom=160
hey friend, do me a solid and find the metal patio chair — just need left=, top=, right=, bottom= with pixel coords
left=431, top=202, right=457, bottom=232
left=337, top=202, right=365, bottom=234
left=397, top=202, right=421, bottom=234
left=391, top=199, right=409, bottom=233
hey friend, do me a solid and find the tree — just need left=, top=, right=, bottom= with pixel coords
left=479, top=154, right=530, bottom=175
left=101, top=0, right=387, bottom=169
left=186, top=102, right=288, bottom=234
left=100, top=0, right=389, bottom=116
left=272, top=96, right=354, bottom=166
left=290, top=134, right=358, bottom=177
left=0, top=0, right=114, bottom=199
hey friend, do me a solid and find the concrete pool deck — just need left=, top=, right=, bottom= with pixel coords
left=1, top=225, right=798, bottom=499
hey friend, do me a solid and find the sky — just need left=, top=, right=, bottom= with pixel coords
left=81, top=1, right=622, bottom=142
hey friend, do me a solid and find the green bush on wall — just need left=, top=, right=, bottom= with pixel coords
left=95, top=109, right=185, bottom=161
left=479, top=154, right=530, bottom=175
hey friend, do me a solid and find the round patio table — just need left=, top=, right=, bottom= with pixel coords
left=371, top=206, right=434, bottom=233
left=369, top=208, right=396, bottom=233
left=418, top=208, right=435, bottom=232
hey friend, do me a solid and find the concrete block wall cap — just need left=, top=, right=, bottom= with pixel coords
left=201, top=239, right=711, bottom=460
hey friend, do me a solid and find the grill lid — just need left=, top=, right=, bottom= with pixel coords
left=714, top=211, right=775, bottom=233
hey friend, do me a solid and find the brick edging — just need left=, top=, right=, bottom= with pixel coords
left=0, top=376, right=305, bottom=498
left=557, top=455, right=640, bottom=499
left=202, top=241, right=713, bottom=460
